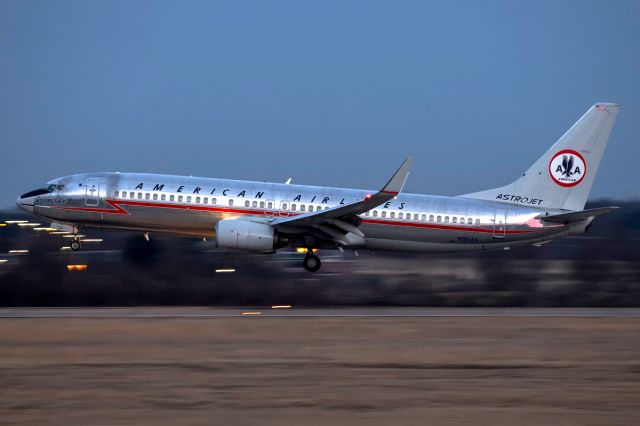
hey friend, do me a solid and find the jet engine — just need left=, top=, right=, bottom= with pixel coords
left=215, top=219, right=278, bottom=253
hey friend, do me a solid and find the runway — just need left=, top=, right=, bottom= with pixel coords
left=1, top=307, right=640, bottom=318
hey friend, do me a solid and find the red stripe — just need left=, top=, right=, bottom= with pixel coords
left=50, top=199, right=536, bottom=235
left=361, top=219, right=533, bottom=235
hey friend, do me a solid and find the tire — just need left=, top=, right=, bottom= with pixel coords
left=303, top=254, right=321, bottom=272
left=70, top=240, right=81, bottom=251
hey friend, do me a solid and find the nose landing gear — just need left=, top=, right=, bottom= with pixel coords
left=303, top=251, right=321, bottom=272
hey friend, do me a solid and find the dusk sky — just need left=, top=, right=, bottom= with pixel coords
left=1, top=0, right=638, bottom=208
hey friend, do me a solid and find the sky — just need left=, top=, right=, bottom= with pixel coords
left=1, top=0, right=638, bottom=208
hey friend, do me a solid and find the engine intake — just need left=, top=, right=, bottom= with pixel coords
left=216, top=220, right=277, bottom=253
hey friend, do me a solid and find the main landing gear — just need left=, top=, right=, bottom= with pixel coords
left=70, top=236, right=81, bottom=251
left=303, top=251, right=321, bottom=273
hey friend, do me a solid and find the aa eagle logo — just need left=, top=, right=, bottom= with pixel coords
left=549, top=150, right=586, bottom=187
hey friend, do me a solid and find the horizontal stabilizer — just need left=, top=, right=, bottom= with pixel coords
left=540, top=207, right=618, bottom=224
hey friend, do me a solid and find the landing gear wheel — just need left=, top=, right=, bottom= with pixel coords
left=303, top=254, right=321, bottom=272
left=70, top=240, right=81, bottom=251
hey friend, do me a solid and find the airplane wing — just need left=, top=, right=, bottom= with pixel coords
left=271, top=157, right=414, bottom=246
left=540, top=206, right=619, bottom=224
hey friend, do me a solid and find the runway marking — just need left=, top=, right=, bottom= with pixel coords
left=1, top=308, right=640, bottom=318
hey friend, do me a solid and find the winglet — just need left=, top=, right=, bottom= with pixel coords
left=380, top=156, right=414, bottom=195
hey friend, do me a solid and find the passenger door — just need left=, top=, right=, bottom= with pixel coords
left=492, top=210, right=507, bottom=239
left=84, top=178, right=101, bottom=207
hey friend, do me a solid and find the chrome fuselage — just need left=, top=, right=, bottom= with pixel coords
left=18, top=172, right=574, bottom=253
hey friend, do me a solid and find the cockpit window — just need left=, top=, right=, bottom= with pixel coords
left=20, top=184, right=65, bottom=199
left=20, top=188, right=50, bottom=198
left=45, top=184, right=65, bottom=192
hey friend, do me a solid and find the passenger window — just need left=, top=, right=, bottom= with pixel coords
left=308, top=205, right=314, bottom=212
left=267, top=201, right=273, bottom=209
left=229, top=199, right=234, bottom=206
left=245, top=200, right=250, bottom=207
left=423, top=214, right=428, bottom=221
left=475, top=219, right=480, bottom=225
left=398, top=212, right=403, bottom=219
left=252, top=201, right=257, bottom=208
left=152, top=194, right=157, bottom=200
left=170, top=195, right=175, bottom=202
left=324, top=206, right=329, bottom=210
left=196, top=197, right=201, bottom=203
left=468, top=218, right=473, bottom=224
left=282, top=203, right=288, bottom=210
left=300, top=205, right=306, bottom=212
left=161, top=194, right=166, bottom=201
left=115, top=191, right=119, bottom=197
left=137, top=192, right=142, bottom=199
left=292, top=204, right=297, bottom=211
left=390, top=212, right=395, bottom=219
left=437, top=216, right=442, bottom=222
left=187, top=196, right=192, bottom=203
left=414, top=214, right=419, bottom=220
left=130, top=192, right=135, bottom=198
left=460, top=217, right=464, bottom=224
left=373, top=210, right=378, bottom=217
left=212, top=198, right=217, bottom=205
left=178, top=195, right=183, bottom=202
left=203, top=197, right=208, bottom=204
left=452, top=217, right=457, bottom=224
left=260, top=201, right=265, bottom=208
left=381, top=211, right=387, bottom=218
left=445, top=216, right=449, bottom=223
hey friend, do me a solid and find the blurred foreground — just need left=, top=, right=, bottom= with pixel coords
left=1, top=314, right=639, bottom=425
left=1, top=200, right=639, bottom=307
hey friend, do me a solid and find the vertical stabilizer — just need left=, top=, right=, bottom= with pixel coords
left=461, top=103, right=619, bottom=211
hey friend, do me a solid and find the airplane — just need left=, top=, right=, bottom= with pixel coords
left=17, top=103, right=619, bottom=272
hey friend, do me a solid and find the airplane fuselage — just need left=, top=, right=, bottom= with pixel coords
left=20, top=172, right=574, bottom=253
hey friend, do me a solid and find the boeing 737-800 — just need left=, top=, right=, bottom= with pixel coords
left=17, top=103, right=619, bottom=272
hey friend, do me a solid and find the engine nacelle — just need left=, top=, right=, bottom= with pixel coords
left=215, top=219, right=276, bottom=253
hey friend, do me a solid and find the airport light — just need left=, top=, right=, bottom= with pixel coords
left=62, top=234, right=85, bottom=238
left=0, top=259, right=8, bottom=263
left=0, top=223, right=6, bottom=227
left=241, top=311, right=262, bottom=315
left=80, top=238, right=103, bottom=242
left=50, top=231, right=71, bottom=235
left=215, top=268, right=236, bottom=273
left=66, top=264, right=88, bottom=271
left=271, top=305, right=291, bottom=309
left=5, top=220, right=28, bottom=224
left=17, top=223, right=41, bottom=227
left=34, top=227, right=57, bottom=231
left=9, top=250, right=29, bottom=254
left=60, top=247, right=71, bottom=251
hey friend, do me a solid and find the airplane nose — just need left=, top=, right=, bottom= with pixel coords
left=16, top=196, right=34, bottom=214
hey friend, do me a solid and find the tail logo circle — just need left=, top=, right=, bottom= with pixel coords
left=549, top=150, right=586, bottom=187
